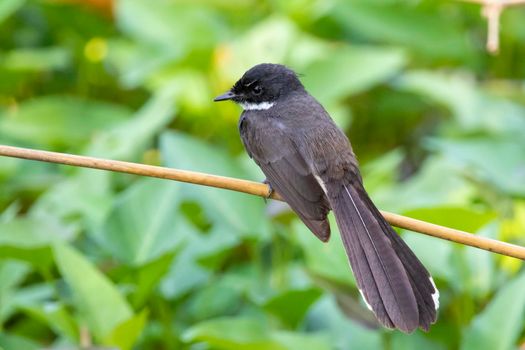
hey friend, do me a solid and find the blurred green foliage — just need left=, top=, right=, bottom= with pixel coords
left=1, top=0, right=525, bottom=349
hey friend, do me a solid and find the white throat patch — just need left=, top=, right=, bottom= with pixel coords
left=240, top=101, right=274, bottom=111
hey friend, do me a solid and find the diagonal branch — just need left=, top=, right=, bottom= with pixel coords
left=1, top=144, right=524, bottom=260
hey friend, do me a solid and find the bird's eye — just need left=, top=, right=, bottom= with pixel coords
left=253, top=85, right=262, bottom=95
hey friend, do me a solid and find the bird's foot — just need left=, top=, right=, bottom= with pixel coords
left=262, top=179, right=274, bottom=203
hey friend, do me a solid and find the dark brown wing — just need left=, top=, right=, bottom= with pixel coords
left=239, top=113, right=331, bottom=241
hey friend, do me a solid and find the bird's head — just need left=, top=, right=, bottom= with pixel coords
left=214, top=63, right=304, bottom=110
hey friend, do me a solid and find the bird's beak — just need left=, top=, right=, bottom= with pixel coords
left=214, top=91, right=236, bottom=102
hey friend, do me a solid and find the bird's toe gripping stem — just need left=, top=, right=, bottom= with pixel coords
left=262, top=179, right=274, bottom=202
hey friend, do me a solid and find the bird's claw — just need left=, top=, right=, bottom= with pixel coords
left=262, top=179, right=274, bottom=203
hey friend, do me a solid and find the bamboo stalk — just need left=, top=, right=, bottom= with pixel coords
left=1, top=144, right=524, bottom=260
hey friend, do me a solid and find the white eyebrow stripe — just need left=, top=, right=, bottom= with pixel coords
left=240, top=101, right=274, bottom=110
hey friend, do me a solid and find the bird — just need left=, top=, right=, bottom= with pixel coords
left=214, top=63, right=439, bottom=333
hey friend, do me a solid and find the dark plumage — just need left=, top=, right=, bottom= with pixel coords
left=214, top=63, right=438, bottom=333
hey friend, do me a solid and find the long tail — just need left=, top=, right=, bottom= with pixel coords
left=327, top=180, right=438, bottom=333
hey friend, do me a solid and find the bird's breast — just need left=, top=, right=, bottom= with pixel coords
left=239, top=110, right=285, bottom=134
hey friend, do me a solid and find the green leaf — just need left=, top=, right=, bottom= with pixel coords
left=302, top=46, right=406, bottom=104
left=220, top=16, right=332, bottom=82
left=309, top=296, right=383, bottom=349
left=460, top=225, right=496, bottom=298
left=220, top=16, right=300, bottom=79
left=160, top=131, right=270, bottom=239
left=0, top=218, right=72, bottom=267
left=391, top=331, right=446, bottom=350
left=0, top=0, right=24, bottom=24
left=84, top=86, right=178, bottom=160
left=29, top=171, right=114, bottom=231
left=402, top=206, right=497, bottom=233
left=331, top=2, right=474, bottom=60
left=0, top=96, right=131, bottom=148
left=131, top=252, right=177, bottom=308
left=11, top=283, right=54, bottom=309
left=106, top=39, right=177, bottom=88
left=0, top=333, right=39, bottom=350
left=0, top=260, right=31, bottom=324
left=30, top=89, right=177, bottom=229
left=0, top=155, right=58, bottom=207
left=0, top=260, right=30, bottom=291
left=1, top=47, right=70, bottom=71
left=182, top=317, right=286, bottom=350
left=183, top=317, right=331, bottom=350
left=116, top=0, right=225, bottom=52
left=461, top=271, right=525, bottom=350
left=396, top=70, right=525, bottom=134
left=104, top=309, right=148, bottom=350
left=373, top=156, right=475, bottom=213
left=331, top=293, right=381, bottom=329
left=402, top=233, right=453, bottom=283
left=5, top=283, right=55, bottom=336
left=263, top=288, right=322, bottom=328
left=92, top=179, right=184, bottom=266
left=194, top=225, right=241, bottom=268
left=53, top=243, right=133, bottom=340
left=160, top=247, right=210, bottom=299
left=160, top=226, right=237, bottom=299
left=428, top=138, right=525, bottom=196
left=271, top=332, right=331, bottom=350
left=21, top=303, right=78, bottom=341
left=186, top=279, right=243, bottom=321
left=294, top=218, right=355, bottom=287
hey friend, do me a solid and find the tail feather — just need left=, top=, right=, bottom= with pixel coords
left=327, top=181, right=437, bottom=333
left=336, top=199, right=396, bottom=329
left=359, top=189, right=439, bottom=330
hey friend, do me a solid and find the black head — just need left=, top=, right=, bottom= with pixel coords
left=214, top=63, right=304, bottom=106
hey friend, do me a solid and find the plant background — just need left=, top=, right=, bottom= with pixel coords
left=1, top=0, right=525, bottom=349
